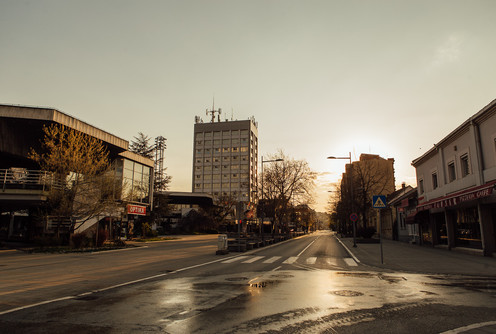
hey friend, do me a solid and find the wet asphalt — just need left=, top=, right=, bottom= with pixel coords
left=0, top=231, right=495, bottom=333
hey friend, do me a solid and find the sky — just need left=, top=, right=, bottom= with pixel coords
left=2, top=0, right=496, bottom=212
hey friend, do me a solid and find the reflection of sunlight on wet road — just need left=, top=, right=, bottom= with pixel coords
left=152, top=270, right=496, bottom=333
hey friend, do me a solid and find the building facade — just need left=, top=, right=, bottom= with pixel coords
left=192, top=115, right=258, bottom=205
left=0, top=104, right=154, bottom=240
left=340, top=154, right=395, bottom=234
left=412, top=99, right=496, bottom=256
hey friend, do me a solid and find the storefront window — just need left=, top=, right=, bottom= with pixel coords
left=121, top=159, right=151, bottom=204
left=455, top=207, right=482, bottom=249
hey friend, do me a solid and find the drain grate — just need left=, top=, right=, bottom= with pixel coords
left=330, top=290, right=364, bottom=297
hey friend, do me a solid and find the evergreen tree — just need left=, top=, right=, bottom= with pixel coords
left=129, top=132, right=154, bottom=159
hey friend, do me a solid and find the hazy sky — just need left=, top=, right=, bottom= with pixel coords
left=2, top=0, right=496, bottom=212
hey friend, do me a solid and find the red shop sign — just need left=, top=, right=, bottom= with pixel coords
left=127, top=204, right=147, bottom=216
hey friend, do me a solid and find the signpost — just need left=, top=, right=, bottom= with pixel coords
left=349, top=213, right=358, bottom=248
left=373, top=195, right=387, bottom=264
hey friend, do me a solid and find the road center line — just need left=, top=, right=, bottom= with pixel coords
left=0, top=253, right=244, bottom=316
left=298, top=237, right=318, bottom=257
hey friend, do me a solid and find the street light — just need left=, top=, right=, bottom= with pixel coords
left=261, top=157, right=283, bottom=241
left=327, top=152, right=356, bottom=248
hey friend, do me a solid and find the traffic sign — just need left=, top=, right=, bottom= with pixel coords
left=350, top=213, right=358, bottom=222
left=372, top=195, right=387, bottom=208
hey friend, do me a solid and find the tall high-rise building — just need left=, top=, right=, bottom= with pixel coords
left=192, top=111, right=258, bottom=204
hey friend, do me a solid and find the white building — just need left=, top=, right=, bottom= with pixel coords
left=192, top=113, right=258, bottom=205
left=412, top=99, right=496, bottom=256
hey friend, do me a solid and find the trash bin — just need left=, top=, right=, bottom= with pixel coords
left=217, top=234, right=228, bottom=251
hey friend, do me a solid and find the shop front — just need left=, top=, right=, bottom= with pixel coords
left=416, top=181, right=496, bottom=254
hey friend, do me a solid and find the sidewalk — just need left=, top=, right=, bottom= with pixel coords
left=337, top=237, right=496, bottom=276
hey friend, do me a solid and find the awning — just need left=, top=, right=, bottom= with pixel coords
left=416, top=180, right=496, bottom=212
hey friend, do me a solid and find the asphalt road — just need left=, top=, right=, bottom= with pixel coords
left=1, top=231, right=495, bottom=333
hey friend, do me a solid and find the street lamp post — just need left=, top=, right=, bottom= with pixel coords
left=327, top=152, right=357, bottom=248
left=261, top=156, right=283, bottom=242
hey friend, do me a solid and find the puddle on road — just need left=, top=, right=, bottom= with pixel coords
left=249, top=280, right=279, bottom=288
left=225, top=277, right=249, bottom=282
left=336, top=272, right=375, bottom=279
left=270, top=273, right=294, bottom=279
left=335, top=272, right=407, bottom=284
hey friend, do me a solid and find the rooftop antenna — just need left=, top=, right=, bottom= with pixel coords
left=206, top=96, right=221, bottom=123
left=231, top=108, right=234, bottom=121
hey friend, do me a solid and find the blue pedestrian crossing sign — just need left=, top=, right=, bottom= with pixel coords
left=372, top=195, right=387, bottom=208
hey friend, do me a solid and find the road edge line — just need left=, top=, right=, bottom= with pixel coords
left=335, top=236, right=360, bottom=263
left=439, top=321, right=496, bottom=334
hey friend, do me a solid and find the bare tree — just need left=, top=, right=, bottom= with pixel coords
left=352, top=156, right=395, bottom=228
left=261, top=150, right=317, bottom=234
left=29, top=124, right=120, bottom=238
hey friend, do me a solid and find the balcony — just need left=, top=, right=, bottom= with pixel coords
left=1, top=168, right=63, bottom=207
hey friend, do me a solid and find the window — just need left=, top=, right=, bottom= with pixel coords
left=461, top=154, right=470, bottom=177
left=240, top=147, right=248, bottom=152
left=448, top=161, right=456, bottom=182
left=432, top=172, right=438, bottom=189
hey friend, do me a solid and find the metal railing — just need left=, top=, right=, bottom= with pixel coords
left=1, top=168, right=63, bottom=192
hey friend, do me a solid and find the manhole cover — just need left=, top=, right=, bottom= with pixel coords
left=331, top=290, right=364, bottom=297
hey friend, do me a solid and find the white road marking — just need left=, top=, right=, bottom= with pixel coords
left=335, top=236, right=361, bottom=263
left=439, top=321, right=496, bottom=334
left=344, top=258, right=358, bottom=266
left=306, top=257, right=317, bottom=264
left=297, top=237, right=319, bottom=256
left=283, top=256, right=298, bottom=264
left=263, top=256, right=282, bottom=263
left=0, top=253, right=249, bottom=316
left=243, top=256, right=264, bottom=263
left=325, top=258, right=339, bottom=266
left=221, top=256, right=249, bottom=263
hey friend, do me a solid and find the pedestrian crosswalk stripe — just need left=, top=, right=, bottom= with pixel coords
left=222, top=255, right=359, bottom=267
left=283, top=256, right=298, bottom=264
left=263, top=256, right=282, bottom=263
left=222, top=256, right=249, bottom=263
left=344, top=258, right=358, bottom=266
left=325, top=258, right=339, bottom=266
left=242, top=256, right=264, bottom=263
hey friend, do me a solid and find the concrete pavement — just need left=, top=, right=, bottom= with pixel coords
left=338, top=236, right=496, bottom=334
left=337, top=236, right=496, bottom=276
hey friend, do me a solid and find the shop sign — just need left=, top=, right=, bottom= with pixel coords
left=417, top=183, right=494, bottom=211
left=127, top=204, right=146, bottom=216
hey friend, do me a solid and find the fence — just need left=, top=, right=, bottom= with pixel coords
left=1, top=168, right=63, bottom=192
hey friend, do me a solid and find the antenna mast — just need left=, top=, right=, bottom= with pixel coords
left=206, top=97, right=221, bottom=122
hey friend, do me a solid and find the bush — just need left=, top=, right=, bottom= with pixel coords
left=33, top=235, right=63, bottom=247
left=358, top=227, right=376, bottom=239
left=142, top=223, right=158, bottom=238
left=71, top=232, right=91, bottom=249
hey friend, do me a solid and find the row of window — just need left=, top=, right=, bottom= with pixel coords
left=195, top=129, right=253, bottom=138
left=196, top=147, right=252, bottom=154
left=196, top=172, right=250, bottom=179
left=419, top=153, right=471, bottom=194
left=195, top=155, right=255, bottom=164
left=194, top=183, right=251, bottom=188
left=196, top=138, right=253, bottom=146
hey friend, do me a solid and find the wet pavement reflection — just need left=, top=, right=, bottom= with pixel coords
left=1, top=268, right=495, bottom=333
